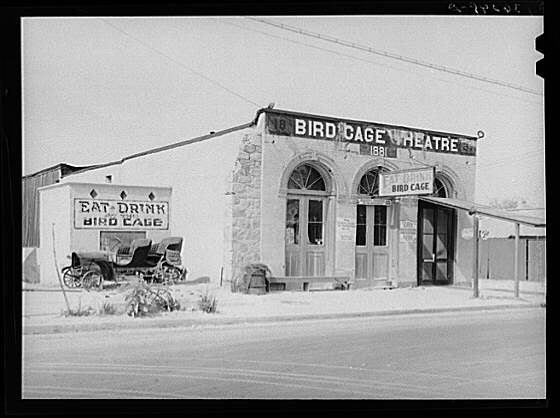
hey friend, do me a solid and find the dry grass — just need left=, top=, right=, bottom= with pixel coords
left=198, top=292, right=218, bottom=313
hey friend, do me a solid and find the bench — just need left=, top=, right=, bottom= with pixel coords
left=267, top=276, right=351, bottom=292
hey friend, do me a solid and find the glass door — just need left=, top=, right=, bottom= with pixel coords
left=285, top=196, right=327, bottom=276
left=355, top=204, right=390, bottom=287
left=418, top=202, right=454, bottom=285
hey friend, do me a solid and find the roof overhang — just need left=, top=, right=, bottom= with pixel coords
left=419, top=196, right=546, bottom=227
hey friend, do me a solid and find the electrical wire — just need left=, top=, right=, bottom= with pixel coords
left=475, top=150, right=544, bottom=168
left=93, top=20, right=544, bottom=177
left=476, top=154, right=545, bottom=171
left=221, top=20, right=542, bottom=107
left=249, top=17, right=543, bottom=97
left=505, top=207, right=545, bottom=211
left=99, top=18, right=261, bottom=108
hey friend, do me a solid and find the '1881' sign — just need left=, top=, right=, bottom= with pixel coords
left=74, top=199, right=169, bottom=230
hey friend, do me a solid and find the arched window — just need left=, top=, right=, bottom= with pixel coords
left=433, top=177, right=448, bottom=198
left=288, top=164, right=326, bottom=191
left=357, top=167, right=388, bottom=197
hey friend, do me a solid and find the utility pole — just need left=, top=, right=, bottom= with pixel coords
left=52, top=223, right=71, bottom=312
left=514, top=222, right=520, bottom=298
left=472, top=214, right=479, bottom=298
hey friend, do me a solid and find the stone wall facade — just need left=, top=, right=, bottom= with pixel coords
left=229, top=133, right=263, bottom=286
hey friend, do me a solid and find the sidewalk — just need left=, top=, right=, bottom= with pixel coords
left=22, top=279, right=546, bottom=335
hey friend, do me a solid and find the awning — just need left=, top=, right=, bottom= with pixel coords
left=419, top=196, right=546, bottom=227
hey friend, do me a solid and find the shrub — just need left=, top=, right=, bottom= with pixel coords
left=124, top=280, right=181, bottom=317
left=62, top=298, right=96, bottom=317
left=99, top=302, right=118, bottom=315
left=198, top=292, right=218, bottom=313
left=333, top=280, right=350, bottom=291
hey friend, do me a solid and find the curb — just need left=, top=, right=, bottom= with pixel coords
left=23, top=303, right=545, bottom=336
left=23, top=288, right=82, bottom=293
left=449, top=285, right=546, bottom=296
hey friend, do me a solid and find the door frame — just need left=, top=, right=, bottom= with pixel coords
left=285, top=193, right=330, bottom=276
left=355, top=204, right=391, bottom=286
left=416, top=200, right=456, bottom=285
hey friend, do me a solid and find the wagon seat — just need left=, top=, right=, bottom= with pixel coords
left=114, top=238, right=152, bottom=267
left=146, top=236, right=183, bottom=267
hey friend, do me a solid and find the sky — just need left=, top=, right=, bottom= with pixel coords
left=22, top=16, right=545, bottom=211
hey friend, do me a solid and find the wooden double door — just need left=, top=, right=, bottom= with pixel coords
left=417, top=201, right=455, bottom=285
left=354, top=204, right=391, bottom=287
left=285, top=195, right=327, bottom=276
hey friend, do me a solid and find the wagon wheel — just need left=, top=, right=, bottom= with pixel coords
left=82, top=269, right=104, bottom=291
left=62, top=266, right=82, bottom=288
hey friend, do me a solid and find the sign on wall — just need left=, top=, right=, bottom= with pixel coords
left=399, top=219, right=417, bottom=243
left=266, top=111, right=477, bottom=156
left=399, top=231, right=417, bottom=243
left=378, top=167, right=435, bottom=197
left=74, top=199, right=169, bottom=230
left=336, top=217, right=356, bottom=242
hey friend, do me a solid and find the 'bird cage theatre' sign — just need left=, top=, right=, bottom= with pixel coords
left=266, top=112, right=477, bottom=158
left=74, top=199, right=169, bottom=229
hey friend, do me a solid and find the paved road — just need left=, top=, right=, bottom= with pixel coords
left=22, top=308, right=546, bottom=399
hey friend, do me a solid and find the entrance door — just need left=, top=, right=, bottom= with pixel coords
left=418, top=202, right=455, bottom=285
left=285, top=196, right=327, bottom=276
left=355, top=204, right=390, bottom=287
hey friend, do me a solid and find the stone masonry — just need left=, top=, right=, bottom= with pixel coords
left=229, top=133, right=263, bottom=287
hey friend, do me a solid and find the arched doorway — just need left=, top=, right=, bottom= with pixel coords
left=354, top=167, right=391, bottom=287
left=285, top=163, right=330, bottom=276
left=418, top=175, right=456, bottom=285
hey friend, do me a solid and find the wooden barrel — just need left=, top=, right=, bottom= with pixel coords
left=248, top=273, right=267, bottom=295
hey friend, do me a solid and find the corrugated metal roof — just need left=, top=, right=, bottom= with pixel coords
left=419, top=196, right=546, bottom=227
left=22, top=163, right=96, bottom=179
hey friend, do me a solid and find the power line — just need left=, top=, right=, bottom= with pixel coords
left=476, top=150, right=544, bottom=168
left=222, top=20, right=542, bottom=107
left=249, top=18, right=543, bottom=97
left=476, top=154, right=545, bottom=171
left=505, top=207, right=546, bottom=211
left=100, top=19, right=260, bottom=108
left=477, top=160, right=541, bottom=172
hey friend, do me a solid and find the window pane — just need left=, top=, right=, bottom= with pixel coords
left=423, top=208, right=434, bottom=234
left=374, top=205, right=387, bottom=225
left=422, top=262, right=433, bottom=282
left=288, top=166, right=306, bottom=190
left=436, top=262, right=447, bottom=282
left=357, top=205, right=367, bottom=225
left=306, top=169, right=326, bottom=191
left=288, top=164, right=326, bottom=191
left=359, top=171, right=379, bottom=196
left=356, top=205, right=366, bottom=246
left=373, top=206, right=387, bottom=246
left=422, top=234, right=433, bottom=259
left=286, top=199, right=299, bottom=245
left=100, top=231, right=146, bottom=251
left=308, top=200, right=323, bottom=222
left=374, top=226, right=387, bottom=246
left=437, top=209, right=448, bottom=231
left=308, top=200, right=323, bottom=245
left=288, top=178, right=302, bottom=190
left=436, top=232, right=447, bottom=258
left=434, top=178, right=447, bottom=198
